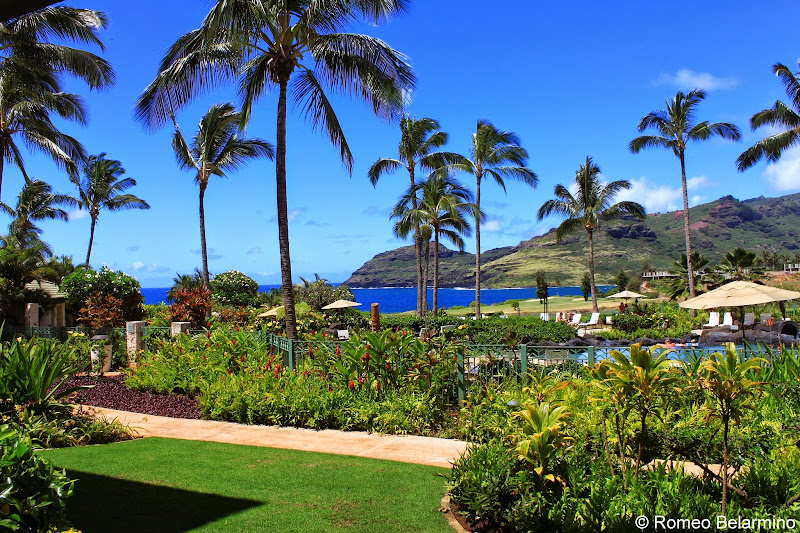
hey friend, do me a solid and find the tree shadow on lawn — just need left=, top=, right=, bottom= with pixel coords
left=65, top=470, right=262, bottom=532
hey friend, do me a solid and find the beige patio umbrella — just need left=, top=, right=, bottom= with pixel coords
left=679, top=280, right=800, bottom=309
left=257, top=306, right=283, bottom=317
left=609, top=290, right=645, bottom=300
left=321, top=300, right=362, bottom=310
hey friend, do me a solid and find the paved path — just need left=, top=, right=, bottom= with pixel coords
left=90, top=407, right=468, bottom=469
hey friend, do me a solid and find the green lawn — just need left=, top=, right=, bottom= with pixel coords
left=39, top=438, right=452, bottom=533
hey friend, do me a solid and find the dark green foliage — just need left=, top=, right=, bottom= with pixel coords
left=535, top=270, right=548, bottom=300
left=62, top=265, right=144, bottom=322
left=616, top=270, right=629, bottom=292
left=209, top=270, right=258, bottom=307
left=0, top=425, right=74, bottom=532
left=580, top=272, right=591, bottom=301
left=294, top=276, right=354, bottom=311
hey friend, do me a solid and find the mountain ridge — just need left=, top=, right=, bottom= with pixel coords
left=345, top=192, right=800, bottom=288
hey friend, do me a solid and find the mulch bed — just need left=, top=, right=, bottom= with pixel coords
left=62, top=374, right=202, bottom=419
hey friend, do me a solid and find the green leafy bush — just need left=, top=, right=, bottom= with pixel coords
left=0, top=425, right=74, bottom=532
left=210, top=270, right=258, bottom=307
left=62, top=266, right=144, bottom=322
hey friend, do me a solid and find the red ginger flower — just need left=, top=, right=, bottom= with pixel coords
left=349, top=380, right=355, bottom=390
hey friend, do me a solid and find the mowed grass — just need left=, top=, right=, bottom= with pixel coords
left=39, top=438, right=452, bottom=533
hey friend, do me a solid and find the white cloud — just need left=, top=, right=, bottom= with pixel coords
left=269, top=208, right=305, bottom=223
left=127, top=261, right=169, bottom=273
left=762, top=146, right=800, bottom=192
left=654, top=69, right=739, bottom=91
left=68, top=209, right=89, bottom=221
left=247, top=247, right=261, bottom=255
left=615, top=176, right=708, bottom=213
left=480, top=219, right=502, bottom=232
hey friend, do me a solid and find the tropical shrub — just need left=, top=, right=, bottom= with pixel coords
left=62, top=266, right=144, bottom=321
left=209, top=270, right=258, bottom=307
left=78, top=293, right=125, bottom=329
left=169, top=287, right=212, bottom=329
left=0, top=425, right=74, bottom=532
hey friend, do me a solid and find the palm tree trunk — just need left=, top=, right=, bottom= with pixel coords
left=722, top=417, right=729, bottom=516
left=0, top=156, right=4, bottom=206
left=410, top=167, right=423, bottom=317
left=635, top=410, right=646, bottom=481
left=199, top=184, right=210, bottom=287
left=680, top=150, right=696, bottom=299
left=475, top=175, right=481, bottom=319
left=588, top=227, right=598, bottom=312
left=86, top=215, right=97, bottom=266
left=433, top=228, right=440, bottom=315
left=276, top=78, right=297, bottom=340
left=424, top=238, right=430, bottom=316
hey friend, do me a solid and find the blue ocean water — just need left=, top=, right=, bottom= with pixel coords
left=142, top=285, right=614, bottom=314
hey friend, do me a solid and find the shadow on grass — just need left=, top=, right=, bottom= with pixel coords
left=65, top=470, right=262, bottom=532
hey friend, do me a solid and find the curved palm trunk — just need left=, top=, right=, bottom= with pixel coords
left=199, top=184, right=210, bottom=287
left=276, top=79, right=297, bottom=339
left=433, top=228, right=440, bottom=315
left=85, top=215, right=97, bottom=266
left=410, top=167, right=423, bottom=317
left=423, top=238, right=430, bottom=316
left=475, top=176, right=481, bottom=319
left=680, top=151, right=696, bottom=299
left=588, top=227, right=598, bottom=312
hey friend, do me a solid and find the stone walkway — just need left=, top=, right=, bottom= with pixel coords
left=90, top=407, right=468, bottom=469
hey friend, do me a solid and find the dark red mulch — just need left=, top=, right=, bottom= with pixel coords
left=62, top=375, right=202, bottom=419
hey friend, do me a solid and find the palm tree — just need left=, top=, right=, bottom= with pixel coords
left=135, top=1, right=414, bottom=340
left=0, top=6, right=115, bottom=202
left=70, top=153, right=150, bottom=266
left=171, top=103, right=273, bottom=287
left=737, top=62, right=800, bottom=171
left=368, top=117, right=465, bottom=316
left=1, top=176, right=74, bottom=248
left=167, top=269, right=204, bottom=303
left=630, top=90, right=741, bottom=300
left=452, top=120, right=537, bottom=318
left=668, top=251, right=709, bottom=301
left=392, top=173, right=472, bottom=314
left=537, top=157, right=644, bottom=312
left=718, top=247, right=760, bottom=281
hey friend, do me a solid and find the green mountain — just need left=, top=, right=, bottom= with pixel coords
left=346, top=193, right=800, bottom=288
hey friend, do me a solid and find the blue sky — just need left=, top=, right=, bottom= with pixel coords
left=7, top=0, right=800, bottom=287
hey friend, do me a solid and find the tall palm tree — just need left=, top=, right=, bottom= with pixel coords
left=70, top=153, right=150, bottom=266
left=392, top=173, right=473, bottom=314
left=135, top=0, right=414, bottom=340
left=1, top=176, right=75, bottom=248
left=171, top=103, right=273, bottom=287
left=451, top=120, right=537, bottom=318
left=630, top=90, right=741, bottom=300
left=537, top=157, right=645, bottom=312
left=368, top=116, right=466, bottom=316
left=737, top=62, right=800, bottom=172
left=0, top=6, right=115, bottom=202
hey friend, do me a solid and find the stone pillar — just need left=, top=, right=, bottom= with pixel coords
left=171, top=321, right=191, bottom=336
left=126, top=321, right=145, bottom=362
left=25, top=303, right=39, bottom=327
left=54, top=303, right=66, bottom=328
left=371, top=303, right=380, bottom=332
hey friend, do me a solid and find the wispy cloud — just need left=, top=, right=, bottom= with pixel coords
left=127, top=245, right=140, bottom=252
left=68, top=209, right=89, bottom=221
left=127, top=261, right=170, bottom=274
left=269, top=208, right=304, bottom=223
left=761, top=146, right=800, bottom=192
left=191, top=248, right=222, bottom=260
left=305, top=219, right=330, bottom=227
left=480, top=219, right=502, bottom=232
left=654, top=69, right=739, bottom=91
left=247, top=247, right=261, bottom=255
left=615, top=175, right=709, bottom=213
left=362, top=206, right=385, bottom=217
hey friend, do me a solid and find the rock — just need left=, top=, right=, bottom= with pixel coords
left=639, top=337, right=658, bottom=347
left=564, top=337, right=588, bottom=347
left=700, top=331, right=738, bottom=345
left=581, top=335, right=603, bottom=346
left=530, top=340, right=559, bottom=347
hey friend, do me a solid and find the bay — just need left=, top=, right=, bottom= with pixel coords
left=142, top=285, right=614, bottom=314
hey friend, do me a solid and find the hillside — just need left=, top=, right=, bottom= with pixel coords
left=345, top=192, right=800, bottom=288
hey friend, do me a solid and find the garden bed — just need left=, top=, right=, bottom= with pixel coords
left=63, top=374, right=201, bottom=419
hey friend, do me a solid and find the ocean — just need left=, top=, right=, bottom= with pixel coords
left=142, top=285, right=614, bottom=314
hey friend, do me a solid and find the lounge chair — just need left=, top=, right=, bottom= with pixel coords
left=539, top=312, right=550, bottom=321
left=722, top=312, right=738, bottom=332
left=743, top=312, right=755, bottom=327
left=440, top=325, right=456, bottom=334
left=579, top=312, right=600, bottom=331
left=568, top=313, right=582, bottom=327
left=336, top=329, right=350, bottom=341
left=554, top=312, right=563, bottom=321
left=761, top=312, right=772, bottom=323
left=702, top=312, right=720, bottom=328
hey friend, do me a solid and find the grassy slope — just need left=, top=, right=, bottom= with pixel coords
left=347, top=192, right=800, bottom=288
left=40, top=438, right=451, bottom=533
